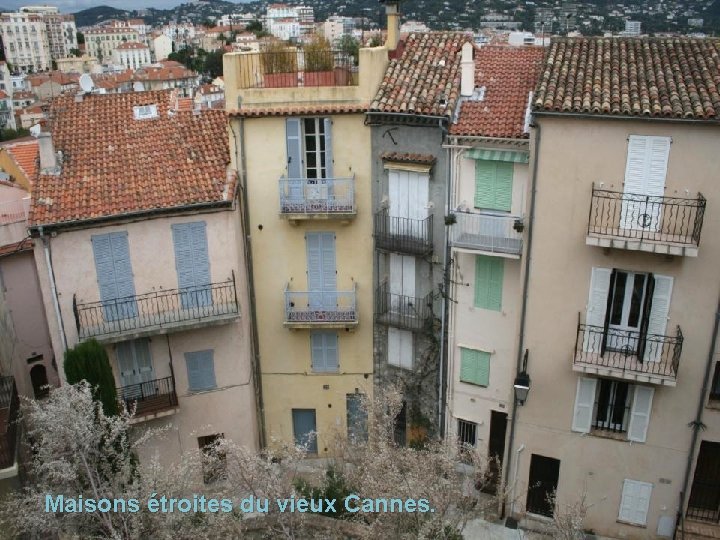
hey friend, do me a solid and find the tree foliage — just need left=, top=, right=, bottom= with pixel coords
left=64, top=339, right=119, bottom=416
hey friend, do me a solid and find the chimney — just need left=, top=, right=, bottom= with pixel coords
left=38, top=132, right=59, bottom=174
left=383, top=0, right=401, bottom=51
left=460, top=42, right=474, bottom=97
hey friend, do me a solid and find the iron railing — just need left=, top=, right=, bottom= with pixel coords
left=0, top=197, right=30, bottom=225
left=0, top=376, right=19, bottom=470
left=574, top=320, right=683, bottom=380
left=118, top=376, right=178, bottom=418
left=374, top=210, right=434, bottom=255
left=588, top=186, right=706, bottom=246
left=74, top=276, right=239, bottom=340
left=279, top=176, right=355, bottom=215
left=374, top=281, right=434, bottom=331
left=284, top=283, right=357, bottom=324
left=687, top=484, right=720, bottom=523
left=450, top=211, right=523, bottom=255
left=236, top=49, right=357, bottom=89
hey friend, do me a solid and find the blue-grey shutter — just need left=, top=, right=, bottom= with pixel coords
left=306, top=232, right=336, bottom=309
left=185, top=350, right=216, bottom=391
left=92, top=232, right=137, bottom=321
left=320, top=232, right=336, bottom=309
left=292, top=409, right=318, bottom=453
left=323, top=117, right=333, bottom=179
left=311, top=331, right=337, bottom=372
left=311, top=332, right=326, bottom=371
left=286, top=118, right=302, bottom=179
left=172, top=222, right=212, bottom=309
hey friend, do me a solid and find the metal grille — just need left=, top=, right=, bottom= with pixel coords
left=373, top=210, right=434, bottom=256
left=457, top=419, right=477, bottom=448
left=592, top=379, right=631, bottom=433
left=118, top=376, right=178, bottom=418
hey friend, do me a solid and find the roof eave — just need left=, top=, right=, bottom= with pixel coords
left=532, top=110, right=720, bottom=125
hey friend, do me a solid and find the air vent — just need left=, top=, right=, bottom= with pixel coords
left=133, top=104, right=158, bottom=120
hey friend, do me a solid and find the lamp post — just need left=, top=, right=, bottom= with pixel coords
left=513, top=370, right=531, bottom=406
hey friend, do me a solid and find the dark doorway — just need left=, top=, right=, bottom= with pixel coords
left=30, top=364, right=49, bottom=399
left=483, top=410, right=508, bottom=494
left=394, top=401, right=407, bottom=446
left=687, top=441, right=720, bottom=522
left=526, top=454, right=561, bottom=517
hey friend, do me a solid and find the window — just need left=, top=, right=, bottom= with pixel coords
left=474, top=159, right=513, bottom=211
left=185, top=350, right=216, bottom=392
left=711, top=363, right=720, bottom=401
left=459, top=347, right=490, bottom=387
left=388, top=327, right=413, bottom=369
left=285, top=117, right=333, bottom=180
left=618, top=479, right=652, bottom=526
left=171, top=221, right=212, bottom=309
left=346, top=393, right=368, bottom=443
left=311, top=331, right=338, bottom=372
left=198, top=434, right=226, bottom=484
left=457, top=419, right=477, bottom=448
left=132, top=104, right=158, bottom=119
left=474, top=255, right=503, bottom=311
left=572, top=377, right=654, bottom=442
left=91, top=231, right=137, bottom=321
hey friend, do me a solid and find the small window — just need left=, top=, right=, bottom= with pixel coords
left=457, top=419, right=477, bottom=448
left=133, top=104, right=158, bottom=119
left=185, top=350, right=216, bottom=392
left=311, top=331, right=338, bottom=372
left=460, top=347, right=490, bottom=387
left=198, top=434, right=226, bottom=484
left=618, top=479, right=652, bottom=526
left=592, top=379, right=632, bottom=433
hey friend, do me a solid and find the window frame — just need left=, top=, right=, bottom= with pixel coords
left=459, top=347, right=491, bottom=387
left=302, top=117, right=326, bottom=180
left=457, top=418, right=478, bottom=448
left=592, top=379, right=633, bottom=434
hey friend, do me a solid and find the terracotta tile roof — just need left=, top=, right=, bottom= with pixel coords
left=0, top=90, right=8, bottom=99
left=0, top=238, right=32, bottom=257
left=451, top=46, right=546, bottom=139
left=534, top=37, right=720, bottom=120
left=29, top=90, right=234, bottom=228
left=381, top=151, right=436, bottom=165
left=27, top=72, right=79, bottom=87
left=133, top=65, right=197, bottom=82
left=228, top=104, right=368, bottom=117
left=369, top=32, right=473, bottom=117
left=4, top=140, right=39, bottom=183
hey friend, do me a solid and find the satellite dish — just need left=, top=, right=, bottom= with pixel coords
left=133, top=81, right=145, bottom=92
left=29, top=124, right=41, bottom=137
left=79, top=73, right=95, bottom=93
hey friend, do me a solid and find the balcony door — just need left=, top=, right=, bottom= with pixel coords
left=92, top=231, right=137, bottom=322
left=621, top=135, right=670, bottom=232
left=172, top=221, right=212, bottom=310
left=306, top=232, right=336, bottom=310
left=116, top=339, right=155, bottom=400
left=606, top=271, right=648, bottom=354
left=388, top=169, right=429, bottom=238
left=389, top=253, right=415, bottom=314
left=286, top=118, right=333, bottom=205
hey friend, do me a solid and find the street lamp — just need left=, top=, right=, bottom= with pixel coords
left=513, top=371, right=531, bottom=406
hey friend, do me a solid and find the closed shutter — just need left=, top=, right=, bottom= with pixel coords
left=460, top=347, right=490, bottom=386
left=646, top=137, right=671, bottom=196
left=474, top=160, right=513, bottom=211
left=91, top=232, right=137, bottom=321
left=572, top=377, right=597, bottom=433
left=618, top=479, right=653, bottom=525
left=622, top=136, right=670, bottom=231
left=323, top=118, right=333, bottom=178
left=286, top=118, right=302, bottom=178
left=474, top=255, right=503, bottom=311
left=390, top=254, right=416, bottom=312
left=172, top=222, right=212, bottom=309
left=134, top=339, right=154, bottom=383
left=185, top=350, right=216, bottom=392
left=306, top=232, right=336, bottom=309
left=389, top=170, right=429, bottom=237
left=628, top=385, right=654, bottom=442
left=623, top=136, right=649, bottom=195
left=311, top=331, right=338, bottom=372
left=494, top=161, right=513, bottom=211
left=643, top=275, right=673, bottom=363
left=388, top=327, right=413, bottom=369
left=116, top=341, right=138, bottom=388
left=583, top=267, right=612, bottom=352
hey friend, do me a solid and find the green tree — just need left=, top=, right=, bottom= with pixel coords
left=0, top=127, right=30, bottom=142
left=69, top=48, right=81, bottom=57
left=64, top=339, right=119, bottom=416
left=76, top=31, right=84, bottom=45
left=338, top=35, right=360, bottom=65
left=204, top=50, right=224, bottom=78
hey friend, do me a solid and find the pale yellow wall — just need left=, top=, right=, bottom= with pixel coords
left=511, top=117, right=720, bottom=537
left=237, top=113, right=374, bottom=454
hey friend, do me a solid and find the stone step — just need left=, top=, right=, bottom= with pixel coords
left=678, top=519, right=720, bottom=540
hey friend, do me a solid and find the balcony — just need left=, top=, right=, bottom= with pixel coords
left=586, top=185, right=706, bottom=257
left=0, top=376, right=19, bottom=476
left=573, top=319, right=683, bottom=386
left=374, top=281, right=434, bottom=331
left=374, top=210, right=434, bottom=256
left=74, top=277, right=240, bottom=343
left=284, top=283, right=358, bottom=329
left=450, top=211, right=523, bottom=258
left=118, top=376, right=178, bottom=423
left=279, top=176, right=356, bottom=221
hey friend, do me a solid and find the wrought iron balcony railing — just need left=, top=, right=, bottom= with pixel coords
left=574, top=320, right=683, bottom=382
left=450, top=211, right=523, bottom=256
left=74, top=276, right=239, bottom=341
left=374, top=281, right=434, bottom=331
left=284, top=283, right=357, bottom=326
left=0, top=376, right=19, bottom=470
left=373, top=210, right=433, bottom=256
left=279, top=176, right=355, bottom=216
left=588, top=185, right=706, bottom=248
left=118, top=376, right=178, bottom=419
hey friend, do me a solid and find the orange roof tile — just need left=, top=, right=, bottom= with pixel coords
left=4, top=140, right=39, bottom=184
left=0, top=238, right=33, bottom=257
left=116, top=41, right=148, bottom=50
left=451, top=46, right=546, bottom=139
left=228, top=104, right=368, bottom=117
left=29, top=90, right=234, bottom=228
left=381, top=151, right=436, bottom=165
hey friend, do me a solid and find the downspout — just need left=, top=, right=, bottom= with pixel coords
left=438, top=118, right=451, bottom=437
left=503, top=121, right=541, bottom=515
left=39, top=226, right=67, bottom=354
left=676, top=296, right=720, bottom=539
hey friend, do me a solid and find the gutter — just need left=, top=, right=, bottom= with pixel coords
left=533, top=110, right=720, bottom=126
left=39, top=226, right=67, bottom=355
left=364, top=111, right=451, bottom=127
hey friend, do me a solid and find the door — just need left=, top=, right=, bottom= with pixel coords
left=29, top=364, right=49, bottom=399
left=621, top=135, right=670, bottom=232
left=483, top=410, right=507, bottom=494
left=389, top=254, right=415, bottom=315
left=526, top=454, right=560, bottom=517
left=116, top=339, right=155, bottom=400
left=606, top=271, right=649, bottom=354
left=292, top=409, right=318, bottom=454
left=172, top=222, right=212, bottom=309
left=92, top=232, right=137, bottom=321
left=389, top=169, right=429, bottom=238
left=306, top=232, right=336, bottom=310
left=688, top=441, right=720, bottom=521
left=346, top=393, right=368, bottom=443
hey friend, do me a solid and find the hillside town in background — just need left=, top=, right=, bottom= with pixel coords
left=0, top=0, right=720, bottom=538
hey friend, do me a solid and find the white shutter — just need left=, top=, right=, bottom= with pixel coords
left=623, top=136, right=649, bottom=195
left=399, top=329, right=413, bottom=369
left=644, top=275, right=673, bottom=363
left=584, top=268, right=612, bottom=352
left=388, top=327, right=401, bottom=367
left=646, top=137, right=671, bottom=196
left=618, top=479, right=653, bottom=525
left=622, top=136, right=669, bottom=231
left=572, top=377, right=597, bottom=433
left=402, top=256, right=415, bottom=298
left=628, top=385, right=654, bottom=442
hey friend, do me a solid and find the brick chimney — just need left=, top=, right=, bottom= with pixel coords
left=383, top=0, right=401, bottom=51
left=460, top=42, right=474, bottom=97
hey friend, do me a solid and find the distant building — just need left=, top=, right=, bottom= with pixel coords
left=56, top=55, right=100, bottom=74
left=0, top=10, right=51, bottom=72
left=265, top=4, right=314, bottom=40
left=113, top=41, right=152, bottom=71
left=688, top=18, right=704, bottom=27
left=624, top=20, right=642, bottom=35
left=400, top=20, right=430, bottom=33
left=323, top=16, right=354, bottom=43
left=83, top=27, right=140, bottom=64
left=152, top=33, right=173, bottom=62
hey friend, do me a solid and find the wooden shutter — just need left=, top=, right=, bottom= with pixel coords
left=460, top=348, right=490, bottom=386
left=185, top=350, right=216, bottom=392
left=623, top=136, right=649, bottom=195
left=583, top=267, right=612, bottom=352
left=286, top=118, right=302, bottom=178
left=408, top=172, right=430, bottom=222
left=618, top=479, right=653, bottom=525
left=323, top=117, right=333, bottom=178
left=91, top=231, right=137, bottom=320
left=390, top=254, right=415, bottom=298
left=474, top=160, right=495, bottom=209
left=134, top=339, right=154, bottom=383
left=643, top=275, right=673, bottom=363
left=628, top=385, right=654, bottom=442
left=172, top=222, right=212, bottom=308
left=572, top=377, right=597, bottom=433
left=311, top=331, right=337, bottom=372
left=116, top=341, right=138, bottom=387
left=488, top=258, right=504, bottom=311
left=474, top=256, right=503, bottom=311
left=646, top=137, right=671, bottom=196
left=388, top=328, right=413, bottom=369
left=494, top=161, right=513, bottom=211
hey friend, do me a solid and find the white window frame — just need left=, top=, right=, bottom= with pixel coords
left=302, top=117, right=326, bottom=179
left=618, top=478, right=653, bottom=526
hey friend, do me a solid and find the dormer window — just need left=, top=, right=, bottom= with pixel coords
left=133, top=104, right=158, bottom=120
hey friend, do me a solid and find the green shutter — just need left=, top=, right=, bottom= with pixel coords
left=460, top=348, right=490, bottom=387
left=474, top=255, right=503, bottom=311
left=494, top=161, right=513, bottom=211
left=474, top=159, right=514, bottom=211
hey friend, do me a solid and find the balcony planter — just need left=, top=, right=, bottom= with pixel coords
left=303, top=36, right=334, bottom=87
left=334, top=67, right=352, bottom=86
left=513, top=218, right=524, bottom=232
left=261, top=42, right=298, bottom=89
left=445, top=213, right=457, bottom=226
left=304, top=71, right=334, bottom=87
left=263, top=73, right=298, bottom=88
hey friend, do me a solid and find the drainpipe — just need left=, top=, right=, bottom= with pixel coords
left=503, top=121, right=541, bottom=516
left=39, top=226, right=67, bottom=355
left=438, top=137, right=451, bottom=437
left=510, top=444, right=525, bottom=516
left=676, top=296, right=720, bottom=539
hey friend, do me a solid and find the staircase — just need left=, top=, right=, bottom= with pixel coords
left=677, top=519, right=720, bottom=540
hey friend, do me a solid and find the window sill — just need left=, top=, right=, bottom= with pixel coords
left=616, top=519, right=647, bottom=529
left=459, top=380, right=488, bottom=388
left=589, top=429, right=628, bottom=442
